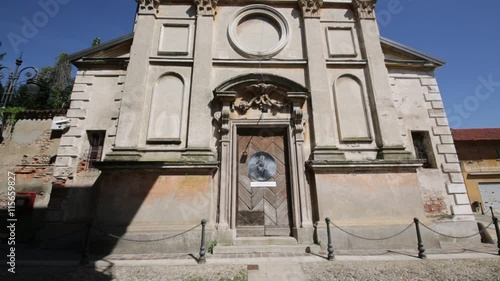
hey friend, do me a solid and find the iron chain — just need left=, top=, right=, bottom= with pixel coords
left=92, top=223, right=201, bottom=243
left=329, top=221, right=415, bottom=241
left=420, top=221, right=494, bottom=239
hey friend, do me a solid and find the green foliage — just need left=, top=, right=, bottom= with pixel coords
left=92, top=37, right=101, bottom=47
left=0, top=106, right=25, bottom=123
left=208, top=240, right=217, bottom=254
left=9, top=53, right=73, bottom=110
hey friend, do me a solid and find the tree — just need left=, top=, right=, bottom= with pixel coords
left=11, top=53, right=73, bottom=110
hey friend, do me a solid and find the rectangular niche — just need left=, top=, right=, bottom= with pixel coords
left=158, top=23, right=190, bottom=56
left=326, top=27, right=357, bottom=58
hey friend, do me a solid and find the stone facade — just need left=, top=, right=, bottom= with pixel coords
left=45, top=0, right=477, bottom=252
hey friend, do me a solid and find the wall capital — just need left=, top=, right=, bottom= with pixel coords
left=137, top=0, right=160, bottom=14
left=298, top=0, right=324, bottom=18
left=194, top=0, right=218, bottom=16
left=352, top=0, right=377, bottom=20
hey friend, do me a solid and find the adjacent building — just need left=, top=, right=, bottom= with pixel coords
left=452, top=128, right=500, bottom=212
left=37, top=0, right=478, bottom=253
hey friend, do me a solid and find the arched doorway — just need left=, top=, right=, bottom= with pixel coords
left=213, top=74, right=313, bottom=243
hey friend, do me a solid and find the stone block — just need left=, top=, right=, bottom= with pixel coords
left=59, top=136, right=75, bottom=146
left=454, top=194, right=470, bottom=205
left=75, top=75, right=94, bottom=84
left=447, top=183, right=467, bottom=194
left=444, top=154, right=459, bottom=163
left=58, top=146, right=79, bottom=157
left=448, top=173, right=465, bottom=183
left=435, top=118, right=449, bottom=126
left=433, top=127, right=452, bottom=136
left=442, top=163, right=461, bottom=173
left=420, top=78, right=438, bottom=86
left=65, top=127, right=83, bottom=137
left=451, top=205, right=473, bottom=215
left=437, top=144, right=456, bottom=154
left=427, top=85, right=441, bottom=92
left=440, top=135, right=454, bottom=144
left=67, top=109, right=87, bottom=118
left=72, top=92, right=90, bottom=101
left=424, top=93, right=442, bottom=102
left=428, top=109, right=447, bottom=118
left=431, top=101, right=444, bottom=109
left=72, top=84, right=88, bottom=92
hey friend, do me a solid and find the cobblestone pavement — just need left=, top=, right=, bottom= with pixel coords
left=1, top=257, right=499, bottom=281
left=302, top=259, right=500, bottom=281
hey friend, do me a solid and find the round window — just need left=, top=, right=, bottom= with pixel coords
left=228, top=5, right=290, bottom=58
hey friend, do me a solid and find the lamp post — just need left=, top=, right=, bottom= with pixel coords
left=0, top=54, right=40, bottom=129
left=0, top=53, right=40, bottom=108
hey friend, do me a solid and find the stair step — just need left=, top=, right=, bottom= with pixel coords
left=213, top=244, right=320, bottom=254
left=234, top=237, right=298, bottom=246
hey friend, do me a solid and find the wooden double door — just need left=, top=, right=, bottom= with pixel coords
left=236, top=127, right=292, bottom=237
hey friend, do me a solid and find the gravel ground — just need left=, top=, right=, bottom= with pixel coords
left=302, top=259, right=500, bottom=281
left=0, top=265, right=247, bottom=281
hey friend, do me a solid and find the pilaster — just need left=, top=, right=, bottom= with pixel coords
left=113, top=6, right=158, bottom=154
left=298, top=0, right=345, bottom=161
left=353, top=0, right=412, bottom=160
left=183, top=0, right=218, bottom=161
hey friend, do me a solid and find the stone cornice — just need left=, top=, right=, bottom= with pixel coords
left=137, top=0, right=160, bottom=14
left=194, top=0, right=218, bottom=16
left=298, top=0, right=324, bottom=18
left=352, top=0, right=377, bottom=20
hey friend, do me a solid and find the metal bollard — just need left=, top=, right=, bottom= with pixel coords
left=198, top=219, right=207, bottom=264
left=413, top=218, right=426, bottom=259
left=80, top=222, right=92, bottom=265
left=325, top=217, right=335, bottom=261
left=492, top=211, right=500, bottom=256
left=480, top=202, right=485, bottom=215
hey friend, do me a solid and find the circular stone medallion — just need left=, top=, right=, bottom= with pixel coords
left=248, top=152, right=277, bottom=181
left=228, top=5, right=290, bottom=58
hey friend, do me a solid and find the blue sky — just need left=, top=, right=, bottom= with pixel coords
left=1, top=0, right=499, bottom=129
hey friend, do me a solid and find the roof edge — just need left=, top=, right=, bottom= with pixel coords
left=380, top=37, right=446, bottom=67
left=68, top=33, right=134, bottom=63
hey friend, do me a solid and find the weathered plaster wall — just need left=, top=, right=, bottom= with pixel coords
left=0, top=118, right=62, bottom=237
left=389, top=70, right=472, bottom=218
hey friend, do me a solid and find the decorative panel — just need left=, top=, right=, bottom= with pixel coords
left=147, top=74, right=184, bottom=143
left=326, top=27, right=357, bottom=58
left=334, top=76, right=371, bottom=141
left=159, top=24, right=190, bottom=55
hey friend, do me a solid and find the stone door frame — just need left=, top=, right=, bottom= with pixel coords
left=213, top=73, right=313, bottom=243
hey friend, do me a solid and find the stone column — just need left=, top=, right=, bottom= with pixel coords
left=353, top=0, right=412, bottom=160
left=213, top=91, right=235, bottom=240
left=290, top=93, right=314, bottom=243
left=299, top=0, right=345, bottom=161
left=183, top=0, right=218, bottom=161
left=113, top=0, right=159, bottom=156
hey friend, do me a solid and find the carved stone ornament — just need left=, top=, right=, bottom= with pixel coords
left=137, top=0, right=160, bottom=13
left=298, top=0, right=324, bottom=18
left=194, top=0, right=218, bottom=16
left=236, top=83, right=286, bottom=112
left=353, top=0, right=377, bottom=19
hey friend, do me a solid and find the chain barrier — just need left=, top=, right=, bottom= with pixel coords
left=92, top=223, right=201, bottom=243
left=420, top=221, right=494, bottom=239
left=329, top=221, right=415, bottom=241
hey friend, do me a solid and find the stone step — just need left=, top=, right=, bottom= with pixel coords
left=213, top=244, right=320, bottom=254
left=233, top=237, right=298, bottom=246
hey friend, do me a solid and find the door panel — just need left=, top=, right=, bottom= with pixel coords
left=237, top=128, right=291, bottom=237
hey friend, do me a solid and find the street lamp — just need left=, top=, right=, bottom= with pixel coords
left=0, top=54, right=40, bottom=132
left=0, top=53, right=40, bottom=108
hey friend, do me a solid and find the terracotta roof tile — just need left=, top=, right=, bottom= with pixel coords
left=451, top=128, right=500, bottom=141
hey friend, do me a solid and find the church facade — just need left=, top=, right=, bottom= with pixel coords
left=49, top=0, right=475, bottom=252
